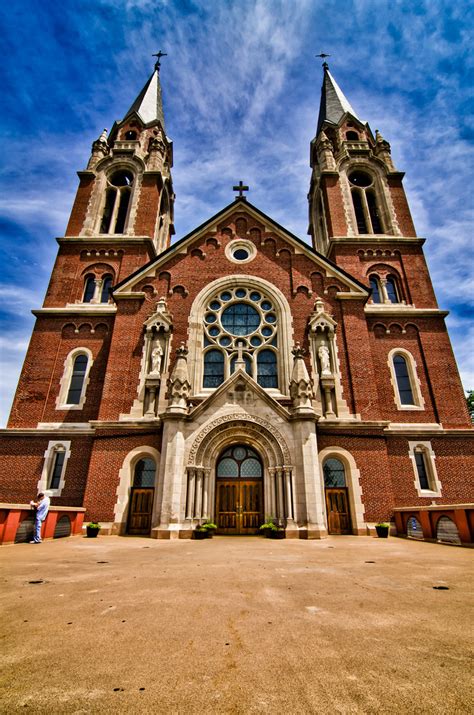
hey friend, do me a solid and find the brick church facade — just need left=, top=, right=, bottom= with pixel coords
left=1, top=60, right=473, bottom=540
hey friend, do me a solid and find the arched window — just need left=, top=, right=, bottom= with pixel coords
left=346, top=131, right=359, bottom=140
left=83, top=275, right=96, bottom=303
left=393, top=354, right=414, bottom=405
left=414, top=449, right=430, bottom=490
left=323, top=458, right=346, bottom=487
left=124, top=130, right=137, bottom=140
left=100, top=274, right=113, bottom=303
left=100, top=170, right=134, bottom=234
left=386, top=275, right=399, bottom=303
left=201, top=286, right=279, bottom=390
left=348, top=170, right=385, bottom=234
left=133, top=458, right=156, bottom=487
left=49, top=447, right=66, bottom=490
left=257, top=350, right=278, bottom=388
left=369, top=275, right=382, bottom=303
left=351, top=190, right=368, bottom=233
left=66, top=354, right=89, bottom=405
left=203, top=350, right=225, bottom=388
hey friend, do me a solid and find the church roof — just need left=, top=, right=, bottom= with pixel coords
left=122, top=66, right=166, bottom=128
left=316, top=64, right=360, bottom=134
left=113, top=198, right=369, bottom=297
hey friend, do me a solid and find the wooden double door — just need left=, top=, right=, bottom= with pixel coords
left=325, top=488, right=351, bottom=535
left=216, top=480, right=263, bottom=534
left=215, top=445, right=264, bottom=535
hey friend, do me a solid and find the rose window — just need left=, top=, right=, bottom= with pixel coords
left=203, top=287, right=278, bottom=389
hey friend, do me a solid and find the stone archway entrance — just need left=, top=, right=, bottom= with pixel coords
left=215, top=444, right=263, bottom=534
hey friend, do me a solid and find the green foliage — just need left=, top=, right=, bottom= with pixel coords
left=87, top=521, right=101, bottom=529
left=201, top=521, right=217, bottom=530
left=375, top=522, right=390, bottom=528
left=259, top=517, right=284, bottom=532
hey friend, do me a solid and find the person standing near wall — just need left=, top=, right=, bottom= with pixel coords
left=29, top=493, right=50, bottom=544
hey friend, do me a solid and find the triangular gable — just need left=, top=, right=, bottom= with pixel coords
left=113, top=199, right=369, bottom=297
left=187, top=367, right=291, bottom=422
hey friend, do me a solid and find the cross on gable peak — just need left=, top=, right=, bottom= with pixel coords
left=233, top=181, right=249, bottom=200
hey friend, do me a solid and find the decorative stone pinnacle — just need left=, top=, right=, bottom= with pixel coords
left=155, top=296, right=168, bottom=313
left=292, top=342, right=306, bottom=359
left=97, top=128, right=108, bottom=143
left=176, top=341, right=188, bottom=358
left=314, top=297, right=325, bottom=313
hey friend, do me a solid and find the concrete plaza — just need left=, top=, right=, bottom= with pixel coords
left=0, top=535, right=472, bottom=714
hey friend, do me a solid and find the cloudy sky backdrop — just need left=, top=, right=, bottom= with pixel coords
left=0, top=0, right=473, bottom=425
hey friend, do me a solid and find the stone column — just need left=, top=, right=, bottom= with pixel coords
left=152, top=417, right=187, bottom=539
left=291, top=419, right=327, bottom=538
left=202, top=469, right=210, bottom=520
left=145, top=386, right=157, bottom=417
left=275, top=467, right=284, bottom=521
left=185, top=467, right=195, bottom=520
left=284, top=467, right=294, bottom=522
left=194, top=468, right=203, bottom=520
left=267, top=467, right=276, bottom=518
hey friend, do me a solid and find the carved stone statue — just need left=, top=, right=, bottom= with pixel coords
left=318, top=344, right=331, bottom=375
left=150, top=343, right=163, bottom=375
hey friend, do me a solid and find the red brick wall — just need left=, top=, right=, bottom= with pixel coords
left=321, top=175, right=347, bottom=236
left=65, top=174, right=95, bottom=236
left=83, top=431, right=163, bottom=521
left=0, top=436, right=92, bottom=506
left=387, top=176, right=417, bottom=236
left=8, top=318, right=113, bottom=428
left=135, top=174, right=161, bottom=237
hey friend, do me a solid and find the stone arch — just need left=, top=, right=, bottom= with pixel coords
left=113, top=445, right=161, bottom=531
left=185, top=415, right=294, bottom=525
left=318, top=446, right=366, bottom=534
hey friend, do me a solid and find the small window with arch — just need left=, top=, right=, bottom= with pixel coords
left=66, top=354, right=89, bottom=405
left=100, top=274, right=113, bottom=303
left=100, top=169, right=135, bottom=234
left=348, top=170, right=384, bottom=234
left=369, top=274, right=382, bottom=304
left=346, top=131, right=359, bottom=140
left=83, top=274, right=96, bottom=303
left=385, top=275, right=400, bottom=304
left=48, top=446, right=66, bottom=490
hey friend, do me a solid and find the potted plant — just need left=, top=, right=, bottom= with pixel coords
left=259, top=519, right=286, bottom=539
left=193, top=525, right=208, bottom=540
left=86, top=521, right=101, bottom=538
left=201, top=521, right=217, bottom=538
left=375, top=522, right=390, bottom=538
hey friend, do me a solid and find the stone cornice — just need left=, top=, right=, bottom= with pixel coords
left=365, top=306, right=449, bottom=318
left=0, top=503, right=86, bottom=512
left=0, top=427, right=95, bottom=437
left=394, top=503, right=474, bottom=512
left=32, top=305, right=117, bottom=317
left=328, top=236, right=425, bottom=246
left=57, top=235, right=155, bottom=246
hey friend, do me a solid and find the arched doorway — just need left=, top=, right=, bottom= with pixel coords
left=127, top=458, right=156, bottom=535
left=215, top=445, right=263, bottom=535
left=323, top=457, right=351, bottom=534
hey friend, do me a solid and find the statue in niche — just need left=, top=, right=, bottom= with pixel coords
left=150, top=342, right=164, bottom=376
left=318, top=343, right=331, bottom=375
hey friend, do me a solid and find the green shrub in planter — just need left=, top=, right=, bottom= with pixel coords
left=259, top=519, right=285, bottom=539
left=375, top=522, right=390, bottom=538
left=193, top=526, right=208, bottom=540
left=201, top=521, right=217, bottom=537
left=86, top=522, right=101, bottom=538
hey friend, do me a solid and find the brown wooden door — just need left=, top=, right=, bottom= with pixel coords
left=325, top=488, right=351, bottom=535
left=216, top=480, right=263, bottom=534
left=128, top=488, right=154, bottom=535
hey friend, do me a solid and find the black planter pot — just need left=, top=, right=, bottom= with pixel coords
left=193, top=529, right=208, bottom=540
left=267, top=529, right=286, bottom=539
left=86, top=527, right=99, bottom=538
left=375, top=525, right=389, bottom=538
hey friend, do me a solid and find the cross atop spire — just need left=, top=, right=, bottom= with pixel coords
left=152, top=50, right=167, bottom=72
left=233, top=181, right=249, bottom=200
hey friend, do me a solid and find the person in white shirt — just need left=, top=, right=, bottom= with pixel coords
left=30, top=493, right=50, bottom=543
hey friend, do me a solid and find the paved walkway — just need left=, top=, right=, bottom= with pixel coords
left=0, top=535, right=472, bottom=714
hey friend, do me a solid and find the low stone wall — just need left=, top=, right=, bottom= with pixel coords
left=394, top=504, right=474, bottom=546
left=0, top=504, right=86, bottom=545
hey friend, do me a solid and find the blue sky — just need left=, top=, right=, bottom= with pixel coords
left=0, top=0, right=473, bottom=426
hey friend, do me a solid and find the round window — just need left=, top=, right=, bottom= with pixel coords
left=221, top=303, right=260, bottom=336
left=348, top=171, right=372, bottom=187
left=233, top=248, right=249, bottom=261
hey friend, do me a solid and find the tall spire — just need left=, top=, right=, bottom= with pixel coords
left=316, top=64, right=360, bottom=135
left=122, top=63, right=166, bottom=129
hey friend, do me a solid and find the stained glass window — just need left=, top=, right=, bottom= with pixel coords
left=323, top=458, right=346, bottom=487
left=66, top=355, right=88, bottom=404
left=134, top=458, right=156, bottom=487
left=221, top=303, right=261, bottom=336
left=393, top=355, right=414, bottom=405
left=203, top=350, right=225, bottom=387
left=217, top=446, right=262, bottom=479
left=257, top=350, right=278, bottom=388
